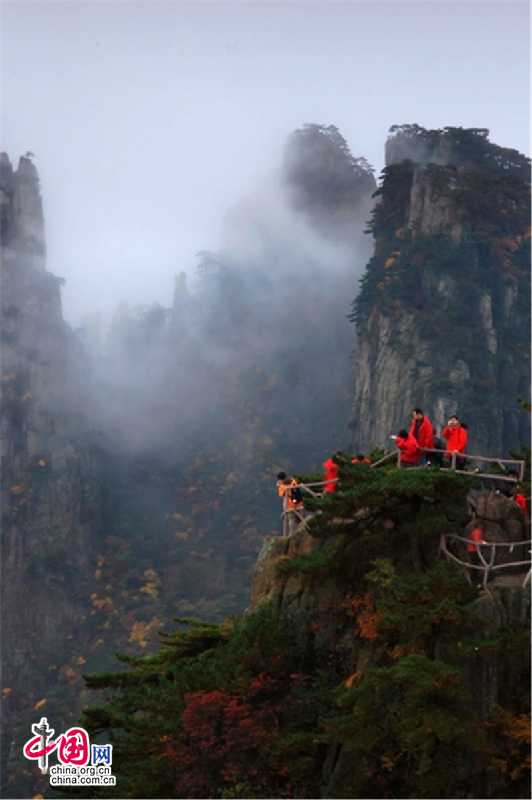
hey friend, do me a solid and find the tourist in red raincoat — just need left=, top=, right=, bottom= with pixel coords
left=514, top=492, right=529, bottom=517
left=442, top=415, right=468, bottom=469
left=323, top=452, right=343, bottom=492
left=467, top=521, right=487, bottom=585
left=410, top=408, right=434, bottom=466
left=395, top=429, right=421, bottom=467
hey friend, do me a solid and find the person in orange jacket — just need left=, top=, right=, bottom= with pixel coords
left=352, top=453, right=371, bottom=464
left=442, top=415, right=468, bottom=470
left=323, top=452, right=344, bottom=492
left=410, top=408, right=434, bottom=466
left=276, top=472, right=304, bottom=535
left=394, top=429, right=421, bottom=467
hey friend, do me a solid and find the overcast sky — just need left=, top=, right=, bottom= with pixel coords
left=2, top=1, right=530, bottom=326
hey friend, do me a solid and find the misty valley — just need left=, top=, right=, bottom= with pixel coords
left=1, top=124, right=530, bottom=799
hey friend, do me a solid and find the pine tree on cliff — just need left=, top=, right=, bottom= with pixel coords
left=282, top=123, right=376, bottom=233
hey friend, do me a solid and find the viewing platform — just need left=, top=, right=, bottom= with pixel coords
left=279, top=452, right=530, bottom=587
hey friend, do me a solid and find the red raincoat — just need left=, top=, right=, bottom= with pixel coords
left=442, top=424, right=468, bottom=456
left=409, top=416, right=435, bottom=450
left=467, top=526, right=485, bottom=553
left=323, top=458, right=338, bottom=492
left=515, top=493, right=529, bottom=517
left=396, top=433, right=421, bottom=464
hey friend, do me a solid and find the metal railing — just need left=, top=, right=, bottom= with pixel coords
left=279, top=481, right=324, bottom=536
left=439, top=532, right=532, bottom=589
left=372, top=448, right=525, bottom=480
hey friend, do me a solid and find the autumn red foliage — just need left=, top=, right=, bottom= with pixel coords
left=167, top=686, right=291, bottom=798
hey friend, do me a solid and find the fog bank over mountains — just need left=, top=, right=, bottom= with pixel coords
left=87, top=126, right=376, bottom=459
left=4, top=2, right=528, bottom=326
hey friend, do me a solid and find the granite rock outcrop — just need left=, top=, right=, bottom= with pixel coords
left=349, top=127, right=530, bottom=457
left=1, top=155, right=103, bottom=728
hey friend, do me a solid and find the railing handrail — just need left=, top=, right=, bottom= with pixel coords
left=369, top=452, right=398, bottom=468
left=295, top=481, right=329, bottom=498
left=444, top=533, right=532, bottom=548
left=439, top=531, right=532, bottom=588
left=288, top=447, right=526, bottom=494
left=417, top=449, right=525, bottom=480
left=280, top=450, right=527, bottom=537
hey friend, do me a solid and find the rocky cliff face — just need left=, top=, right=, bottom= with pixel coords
left=0, top=155, right=103, bottom=779
left=250, top=493, right=530, bottom=618
left=349, top=127, right=531, bottom=457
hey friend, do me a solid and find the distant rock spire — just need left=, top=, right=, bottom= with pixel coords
left=0, top=153, right=46, bottom=270
left=15, top=156, right=46, bottom=267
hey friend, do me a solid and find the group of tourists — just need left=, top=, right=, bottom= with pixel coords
left=275, top=406, right=529, bottom=538
left=276, top=452, right=373, bottom=535
left=319, top=408, right=469, bottom=482
left=319, top=409, right=470, bottom=480
left=394, top=408, right=467, bottom=468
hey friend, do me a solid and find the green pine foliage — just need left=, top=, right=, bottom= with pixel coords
left=275, top=545, right=336, bottom=576
left=63, top=606, right=332, bottom=799
left=284, top=123, right=376, bottom=210
left=323, top=652, right=485, bottom=798
left=321, top=558, right=529, bottom=798
left=306, top=458, right=478, bottom=541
